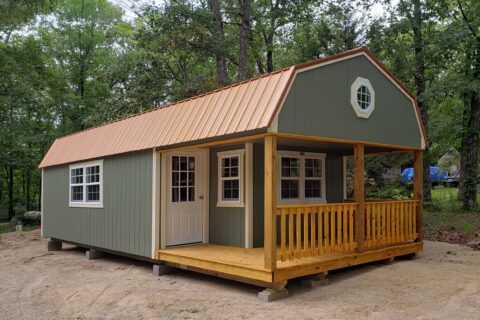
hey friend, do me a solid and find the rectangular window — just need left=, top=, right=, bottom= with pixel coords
left=217, top=149, right=244, bottom=207
left=69, top=160, right=103, bottom=208
left=278, top=152, right=325, bottom=204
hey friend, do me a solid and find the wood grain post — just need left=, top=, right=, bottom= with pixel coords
left=413, top=150, right=423, bottom=242
left=354, top=144, right=365, bottom=252
left=264, top=135, right=277, bottom=270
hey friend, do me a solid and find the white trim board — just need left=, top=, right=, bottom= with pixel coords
left=244, top=143, right=253, bottom=248
left=269, top=51, right=426, bottom=149
left=151, top=149, right=161, bottom=258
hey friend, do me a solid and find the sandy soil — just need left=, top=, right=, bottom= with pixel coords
left=0, top=230, right=479, bottom=320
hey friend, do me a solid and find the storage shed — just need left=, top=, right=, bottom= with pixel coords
left=40, top=47, right=425, bottom=300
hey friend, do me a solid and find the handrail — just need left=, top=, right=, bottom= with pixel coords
left=275, top=199, right=419, bottom=261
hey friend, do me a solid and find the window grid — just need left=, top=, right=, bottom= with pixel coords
left=217, top=149, right=245, bottom=207
left=356, top=85, right=371, bottom=110
left=279, top=153, right=325, bottom=203
left=171, top=156, right=195, bottom=203
left=69, top=161, right=102, bottom=207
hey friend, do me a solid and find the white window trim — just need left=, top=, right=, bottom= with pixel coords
left=217, top=149, right=245, bottom=208
left=350, top=77, right=375, bottom=119
left=277, top=151, right=326, bottom=205
left=69, top=159, right=104, bottom=208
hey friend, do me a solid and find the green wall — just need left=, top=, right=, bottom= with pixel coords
left=278, top=55, right=423, bottom=148
left=209, top=145, right=245, bottom=247
left=43, top=150, right=153, bottom=258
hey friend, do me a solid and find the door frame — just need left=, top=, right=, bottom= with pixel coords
left=160, top=148, right=209, bottom=249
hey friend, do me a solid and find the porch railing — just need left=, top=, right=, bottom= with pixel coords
left=276, top=203, right=357, bottom=261
left=275, top=200, right=420, bottom=261
left=364, top=200, right=419, bottom=249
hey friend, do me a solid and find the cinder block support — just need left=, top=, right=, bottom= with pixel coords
left=86, top=249, right=104, bottom=260
left=258, top=288, right=289, bottom=302
left=153, top=263, right=174, bottom=276
left=383, top=257, right=395, bottom=265
left=47, top=239, right=62, bottom=251
left=301, top=272, right=329, bottom=288
left=258, top=281, right=288, bottom=302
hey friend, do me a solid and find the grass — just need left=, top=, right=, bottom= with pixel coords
left=424, top=186, right=480, bottom=245
left=0, top=223, right=39, bottom=234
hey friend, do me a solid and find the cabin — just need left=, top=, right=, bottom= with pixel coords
left=39, top=48, right=425, bottom=301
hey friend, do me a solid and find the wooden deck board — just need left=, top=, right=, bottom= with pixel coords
left=156, top=242, right=423, bottom=286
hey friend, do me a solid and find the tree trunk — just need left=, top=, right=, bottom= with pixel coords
left=25, top=168, right=31, bottom=211
left=266, top=32, right=274, bottom=73
left=237, top=0, right=250, bottom=81
left=208, top=0, right=229, bottom=85
left=412, top=0, right=431, bottom=202
left=459, top=37, right=480, bottom=210
left=8, top=166, right=14, bottom=219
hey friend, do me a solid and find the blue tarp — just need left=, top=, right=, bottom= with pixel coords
left=401, top=166, right=447, bottom=184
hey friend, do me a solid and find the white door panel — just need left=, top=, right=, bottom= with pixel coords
left=166, top=152, right=204, bottom=246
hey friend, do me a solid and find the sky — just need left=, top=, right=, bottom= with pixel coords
left=110, top=0, right=400, bottom=22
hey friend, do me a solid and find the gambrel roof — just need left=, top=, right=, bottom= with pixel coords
left=39, top=48, right=426, bottom=168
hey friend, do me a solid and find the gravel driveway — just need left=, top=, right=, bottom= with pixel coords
left=0, top=229, right=479, bottom=319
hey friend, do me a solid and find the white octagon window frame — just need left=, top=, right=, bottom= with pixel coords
left=69, top=159, right=104, bottom=208
left=350, top=77, right=375, bottom=119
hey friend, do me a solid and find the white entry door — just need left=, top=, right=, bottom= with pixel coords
left=166, top=152, right=204, bottom=246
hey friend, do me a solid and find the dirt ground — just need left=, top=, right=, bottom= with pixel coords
left=0, top=230, right=479, bottom=320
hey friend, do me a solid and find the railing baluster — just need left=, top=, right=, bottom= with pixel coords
left=280, top=208, right=286, bottom=261
left=343, top=204, right=348, bottom=252
left=349, top=204, right=354, bottom=251
left=296, top=207, right=301, bottom=258
left=288, top=208, right=294, bottom=259
left=318, top=206, right=323, bottom=255
left=303, top=207, right=309, bottom=257
left=324, top=206, right=330, bottom=254
left=310, top=206, right=316, bottom=256
left=330, top=205, right=336, bottom=252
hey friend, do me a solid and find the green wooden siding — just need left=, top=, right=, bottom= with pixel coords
left=278, top=55, right=422, bottom=148
left=209, top=146, right=245, bottom=247
left=43, top=150, right=153, bottom=258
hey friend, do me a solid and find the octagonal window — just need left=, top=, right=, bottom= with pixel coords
left=350, top=77, right=375, bottom=118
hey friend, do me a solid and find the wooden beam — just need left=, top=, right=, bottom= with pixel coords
left=413, top=150, right=423, bottom=242
left=354, top=144, right=365, bottom=252
left=264, top=135, right=277, bottom=270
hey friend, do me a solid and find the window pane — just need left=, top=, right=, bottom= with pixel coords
left=180, top=172, right=187, bottom=186
left=172, top=172, right=179, bottom=186
left=188, top=172, right=195, bottom=186
left=222, top=179, right=239, bottom=201
left=305, top=158, right=322, bottom=178
left=188, top=157, right=195, bottom=170
left=281, top=179, right=299, bottom=199
left=230, top=157, right=238, bottom=167
left=281, top=157, right=300, bottom=177
left=180, top=187, right=187, bottom=201
left=230, top=166, right=238, bottom=177
left=70, top=168, right=83, bottom=184
left=86, top=165, right=100, bottom=183
left=305, top=180, right=321, bottom=198
left=86, top=184, right=100, bottom=201
left=180, top=157, right=187, bottom=171
left=172, top=187, right=179, bottom=202
left=172, top=156, right=179, bottom=170
left=188, top=187, right=195, bottom=201
left=222, top=167, right=230, bottom=178
left=71, top=185, right=83, bottom=201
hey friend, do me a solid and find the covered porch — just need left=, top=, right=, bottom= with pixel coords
left=155, top=133, right=424, bottom=289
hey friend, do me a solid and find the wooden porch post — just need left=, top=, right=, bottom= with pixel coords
left=354, top=144, right=365, bottom=252
left=413, top=150, right=424, bottom=242
left=264, top=135, right=277, bottom=270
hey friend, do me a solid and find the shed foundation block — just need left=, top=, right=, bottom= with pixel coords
left=301, top=272, right=329, bottom=288
left=383, top=257, right=395, bottom=265
left=153, top=263, right=174, bottom=276
left=47, top=240, right=62, bottom=251
left=258, top=288, right=289, bottom=302
left=86, top=249, right=104, bottom=260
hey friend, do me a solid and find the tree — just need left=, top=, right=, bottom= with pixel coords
left=456, top=0, right=480, bottom=209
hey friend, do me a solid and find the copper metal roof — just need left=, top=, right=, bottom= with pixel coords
left=39, top=48, right=426, bottom=168
left=39, top=66, right=295, bottom=168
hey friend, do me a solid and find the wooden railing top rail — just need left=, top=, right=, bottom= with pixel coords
left=276, top=202, right=358, bottom=209
left=344, top=199, right=420, bottom=204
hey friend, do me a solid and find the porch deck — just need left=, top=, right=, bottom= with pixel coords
left=155, top=241, right=422, bottom=287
